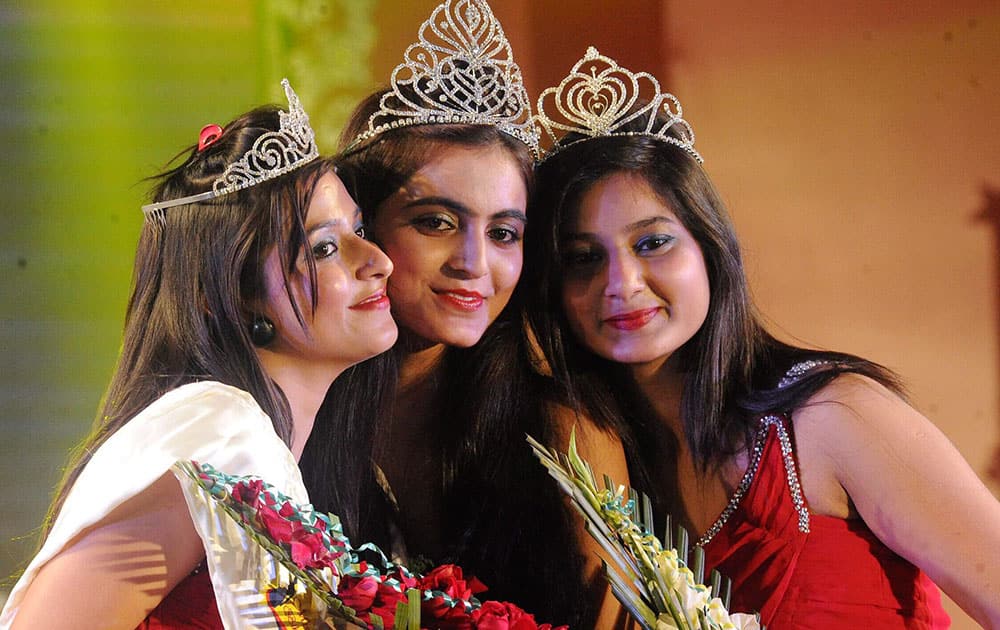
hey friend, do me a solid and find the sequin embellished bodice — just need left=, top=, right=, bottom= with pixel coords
left=699, top=415, right=950, bottom=628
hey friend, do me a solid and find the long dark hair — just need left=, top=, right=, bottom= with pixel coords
left=298, top=89, right=595, bottom=627
left=527, top=116, right=902, bottom=478
left=41, top=105, right=332, bottom=541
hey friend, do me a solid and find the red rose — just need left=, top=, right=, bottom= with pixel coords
left=471, top=602, right=567, bottom=630
left=338, top=574, right=379, bottom=611
left=288, top=528, right=340, bottom=569
left=418, top=564, right=487, bottom=601
left=368, top=578, right=409, bottom=626
left=384, top=565, right=418, bottom=592
left=420, top=595, right=475, bottom=630
left=340, top=573, right=414, bottom=628
left=471, top=601, right=542, bottom=630
left=258, top=503, right=295, bottom=542
left=231, top=479, right=264, bottom=505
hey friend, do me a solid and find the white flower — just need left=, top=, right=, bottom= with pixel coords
left=528, top=433, right=762, bottom=630
left=728, top=613, right=761, bottom=630
left=679, top=582, right=711, bottom=612
left=676, top=566, right=696, bottom=588
left=705, top=598, right=763, bottom=629
left=707, top=598, right=732, bottom=625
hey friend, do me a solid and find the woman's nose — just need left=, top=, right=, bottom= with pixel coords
left=357, top=238, right=393, bottom=279
left=603, top=251, right=644, bottom=298
left=446, top=231, right=488, bottom=278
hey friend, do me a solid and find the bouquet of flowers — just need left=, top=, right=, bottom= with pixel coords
left=527, top=433, right=761, bottom=630
left=174, top=460, right=564, bottom=630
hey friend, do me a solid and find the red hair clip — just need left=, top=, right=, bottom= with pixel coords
left=197, top=124, right=224, bottom=152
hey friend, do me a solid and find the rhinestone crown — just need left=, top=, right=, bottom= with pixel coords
left=343, top=0, right=539, bottom=158
left=142, top=79, right=320, bottom=222
left=535, top=47, right=702, bottom=163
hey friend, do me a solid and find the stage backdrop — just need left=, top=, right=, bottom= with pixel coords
left=0, top=0, right=377, bottom=599
left=2, top=2, right=998, bottom=628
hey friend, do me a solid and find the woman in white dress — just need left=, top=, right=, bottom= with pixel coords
left=1, top=80, right=397, bottom=629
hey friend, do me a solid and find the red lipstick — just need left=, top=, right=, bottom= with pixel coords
left=435, top=288, right=485, bottom=312
left=350, top=290, right=390, bottom=311
left=604, top=307, right=659, bottom=331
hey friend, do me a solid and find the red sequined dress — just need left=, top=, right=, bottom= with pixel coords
left=699, top=415, right=951, bottom=628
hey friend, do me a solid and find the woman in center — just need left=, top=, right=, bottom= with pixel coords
left=300, top=1, right=629, bottom=627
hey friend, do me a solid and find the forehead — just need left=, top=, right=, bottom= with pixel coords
left=401, top=144, right=527, bottom=199
left=569, top=172, right=678, bottom=229
left=305, top=171, right=359, bottom=225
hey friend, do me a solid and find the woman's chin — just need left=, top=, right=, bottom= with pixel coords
left=400, top=322, right=489, bottom=350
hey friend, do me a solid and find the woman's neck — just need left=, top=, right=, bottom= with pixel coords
left=376, top=339, right=450, bottom=559
left=393, top=341, right=447, bottom=437
left=628, top=357, right=740, bottom=537
left=398, top=343, right=446, bottom=389
left=393, top=327, right=448, bottom=407
left=629, top=356, right=686, bottom=436
left=256, top=351, right=342, bottom=460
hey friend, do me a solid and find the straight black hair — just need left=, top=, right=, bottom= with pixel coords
left=298, top=88, right=598, bottom=627
left=526, top=117, right=903, bottom=481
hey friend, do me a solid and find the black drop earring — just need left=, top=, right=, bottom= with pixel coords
left=250, top=315, right=276, bottom=347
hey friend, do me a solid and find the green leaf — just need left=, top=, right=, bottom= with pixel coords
left=526, top=434, right=744, bottom=630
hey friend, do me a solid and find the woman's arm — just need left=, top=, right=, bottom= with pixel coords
left=548, top=402, right=637, bottom=629
left=794, top=373, right=1000, bottom=627
left=11, top=473, right=203, bottom=630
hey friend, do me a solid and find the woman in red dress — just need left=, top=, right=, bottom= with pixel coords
left=526, top=47, right=1000, bottom=628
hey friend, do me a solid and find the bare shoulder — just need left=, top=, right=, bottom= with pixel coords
left=796, top=371, right=905, bottom=420
left=12, top=471, right=202, bottom=628
left=790, top=373, right=1000, bottom=625
left=790, top=373, right=933, bottom=517
left=543, top=401, right=635, bottom=628
left=792, top=372, right=939, bottom=466
left=545, top=400, right=631, bottom=486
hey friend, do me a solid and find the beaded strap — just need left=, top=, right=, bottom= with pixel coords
left=696, top=415, right=810, bottom=547
left=777, top=359, right=833, bottom=388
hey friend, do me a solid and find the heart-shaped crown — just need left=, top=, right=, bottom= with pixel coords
left=535, top=47, right=702, bottom=163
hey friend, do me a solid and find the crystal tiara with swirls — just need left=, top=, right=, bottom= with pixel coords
left=141, top=78, right=320, bottom=223
left=535, top=47, right=702, bottom=163
left=343, top=0, right=540, bottom=158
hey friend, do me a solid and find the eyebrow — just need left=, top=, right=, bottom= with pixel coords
left=564, top=215, right=677, bottom=241
left=306, top=207, right=363, bottom=236
left=404, top=196, right=527, bottom=224
left=625, top=215, right=678, bottom=231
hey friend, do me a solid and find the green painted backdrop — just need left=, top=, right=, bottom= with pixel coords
left=0, top=0, right=378, bottom=593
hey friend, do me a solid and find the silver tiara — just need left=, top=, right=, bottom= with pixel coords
left=535, top=47, right=702, bottom=163
left=344, top=0, right=540, bottom=158
left=141, top=78, right=320, bottom=223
